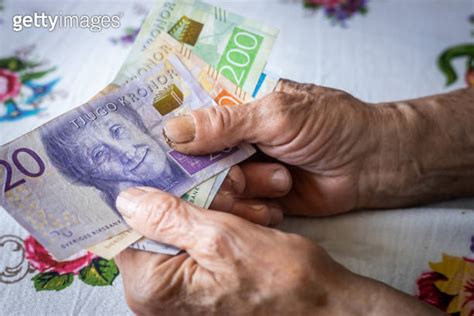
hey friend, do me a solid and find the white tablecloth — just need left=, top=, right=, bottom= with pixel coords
left=1, top=0, right=473, bottom=314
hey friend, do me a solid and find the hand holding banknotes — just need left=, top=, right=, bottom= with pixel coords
left=164, top=78, right=375, bottom=217
left=111, top=79, right=474, bottom=315
left=163, top=79, right=474, bottom=216
left=114, top=187, right=439, bottom=315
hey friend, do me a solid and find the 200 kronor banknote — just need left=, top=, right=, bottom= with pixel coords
left=130, top=0, right=279, bottom=93
left=0, top=55, right=254, bottom=260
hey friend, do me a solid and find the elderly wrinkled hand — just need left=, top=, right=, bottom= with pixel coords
left=164, top=79, right=379, bottom=217
left=114, top=187, right=440, bottom=316
left=165, top=80, right=474, bottom=217
left=112, top=78, right=468, bottom=315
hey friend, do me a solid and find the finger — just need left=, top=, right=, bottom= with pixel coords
left=209, top=191, right=283, bottom=227
left=239, top=162, right=292, bottom=198
left=231, top=199, right=283, bottom=227
left=115, top=187, right=256, bottom=261
left=208, top=163, right=289, bottom=226
left=116, top=187, right=201, bottom=251
left=207, top=165, right=245, bottom=213
left=221, top=165, right=246, bottom=195
left=162, top=92, right=301, bottom=155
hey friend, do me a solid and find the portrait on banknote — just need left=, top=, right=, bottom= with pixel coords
left=40, top=100, right=186, bottom=211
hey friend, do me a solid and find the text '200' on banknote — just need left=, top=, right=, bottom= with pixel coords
left=130, top=0, right=279, bottom=93
left=0, top=54, right=255, bottom=260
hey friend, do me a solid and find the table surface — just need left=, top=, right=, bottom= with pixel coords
left=1, top=1, right=473, bottom=315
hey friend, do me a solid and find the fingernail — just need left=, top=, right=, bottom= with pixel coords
left=271, top=168, right=291, bottom=192
left=163, top=115, right=195, bottom=144
left=116, top=187, right=146, bottom=218
left=222, top=172, right=244, bottom=195
left=210, top=191, right=234, bottom=212
left=250, top=204, right=273, bottom=226
left=250, top=204, right=267, bottom=213
left=269, top=206, right=284, bottom=227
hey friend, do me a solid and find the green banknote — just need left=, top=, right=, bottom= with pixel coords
left=129, top=0, right=279, bottom=93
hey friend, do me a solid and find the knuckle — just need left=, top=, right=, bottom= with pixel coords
left=286, top=233, right=320, bottom=255
left=259, top=93, right=292, bottom=125
left=204, top=223, right=231, bottom=255
left=280, top=234, right=322, bottom=288
left=203, top=106, right=243, bottom=147
left=264, top=91, right=287, bottom=106
left=210, top=106, right=232, bottom=131
left=141, top=194, right=182, bottom=233
left=276, top=78, right=305, bottom=93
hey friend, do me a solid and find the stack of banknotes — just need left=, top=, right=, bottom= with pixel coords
left=0, top=0, right=280, bottom=261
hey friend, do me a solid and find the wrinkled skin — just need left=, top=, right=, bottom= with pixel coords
left=112, top=80, right=473, bottom=315
left=115, top=188, right=439, bottom=316
left=167, top=79, right=380, bottom=216
left=116, top=188, right=345, bottom=315
left=166, top=80, right=474, bottom=216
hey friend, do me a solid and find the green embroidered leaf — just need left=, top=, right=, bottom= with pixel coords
left=32, top=272, right=74, bottom=291
left=79, top=258, right=119, bottom=286
left=0, top=57, right=39, bottom=72
left=438, top=44, right=474, bottom=86
left=21, top=67, right=56, bottom=82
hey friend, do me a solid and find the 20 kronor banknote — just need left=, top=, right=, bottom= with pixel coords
left=88, top=31, right=281, bottom=259
left=88, top=0, right=281, bottom=257
left=88, top=32, right=261, bottom=258
left=0, top=55, right=254, bottom=260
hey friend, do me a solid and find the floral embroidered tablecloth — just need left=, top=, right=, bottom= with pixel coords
left=1, top=0, right=473, bottom=315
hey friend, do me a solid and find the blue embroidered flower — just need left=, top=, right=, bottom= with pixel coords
left=23, top=78, right=60, bottom=104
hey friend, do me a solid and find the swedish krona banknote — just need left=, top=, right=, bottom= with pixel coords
left=90, top=32, right=262, bottom=259
left=88, top=0, right=282, bottom=258
left=0, top=55, right=254, bottom=260
left=128, top=0, right=278, bottom=93
left=88, top=27, right=281, bottom=258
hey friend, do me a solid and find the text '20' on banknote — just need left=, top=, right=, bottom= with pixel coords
left=0, top=54, right=255, bottom=260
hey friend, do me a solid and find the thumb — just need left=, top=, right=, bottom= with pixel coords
left=115, top=186, right=254, bottom=261
left=162, top=92, right=293, bottom=155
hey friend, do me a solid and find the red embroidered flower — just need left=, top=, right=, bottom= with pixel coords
left=0, top=69, right=21, bottom=103
left=416, top=271, right=453, bottom=312
left=24, top=236, right=96, bottom=275
left=307, top=0, right=342, bottom=8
